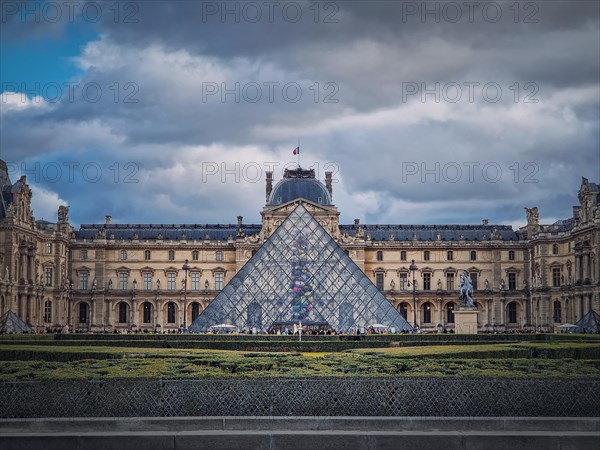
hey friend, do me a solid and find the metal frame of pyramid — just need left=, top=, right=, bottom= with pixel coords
left=574, top=309, right=600, bottom=334
left=189, top=204, right=414, bottom=333
left=0, top=310, right=32, bottom=333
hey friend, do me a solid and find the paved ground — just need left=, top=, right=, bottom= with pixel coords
left=1, top=416, right=598, bottom=450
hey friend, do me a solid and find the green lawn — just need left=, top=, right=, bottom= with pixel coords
left=1, top=342, right=599, bottom=380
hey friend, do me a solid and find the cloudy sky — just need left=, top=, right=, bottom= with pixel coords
left=1, top=1, right=598, bottom=229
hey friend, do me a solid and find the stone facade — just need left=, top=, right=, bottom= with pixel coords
left=1, top=159, right=598, bottom=332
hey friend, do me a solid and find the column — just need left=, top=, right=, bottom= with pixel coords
left=156, top=299, right=163, bottom=331
left=105, top=298, right=110, bottom=328
left=130, top=299, right=137, bottom=328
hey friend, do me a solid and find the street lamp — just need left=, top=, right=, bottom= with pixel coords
left=182, top=259, right=190, bottom=329
left=409, top=259, right=418, bottom=332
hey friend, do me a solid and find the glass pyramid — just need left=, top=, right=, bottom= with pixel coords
left=189, top=204, right=413, bottom=333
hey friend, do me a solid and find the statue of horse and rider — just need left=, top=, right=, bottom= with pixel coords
left=459, top=270, right=475, bottom=307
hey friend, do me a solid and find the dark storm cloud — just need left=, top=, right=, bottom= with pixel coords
left=1, top=1, right=598, bottom=226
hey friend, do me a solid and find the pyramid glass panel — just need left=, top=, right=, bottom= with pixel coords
left=189, top=204, right=413, bottom=332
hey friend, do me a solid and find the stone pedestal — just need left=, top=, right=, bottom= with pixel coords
left=454, top=307, right=479, bottom=334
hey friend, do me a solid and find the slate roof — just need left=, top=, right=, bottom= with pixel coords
left=74, top=223, right=519, bottom=241
left=587, top=182, right=600, bottom=193
left=549, top=218, right=576, bottom=232
left=75, top=224, right=262, bottom=241
left=339, top=224, right=519, bottom=241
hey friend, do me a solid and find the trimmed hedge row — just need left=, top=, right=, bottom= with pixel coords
left=0, top=339, right=514, bottom=349
left=2, top=343, right=599, bottom=361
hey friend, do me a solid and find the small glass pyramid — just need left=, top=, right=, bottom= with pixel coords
left=189, top=204, right=413, bottom=333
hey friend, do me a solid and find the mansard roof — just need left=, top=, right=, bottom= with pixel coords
left=74, top=224, right=262, bottom=241
left=586, top=182, right=600, bottom=193
left=74, top=222, right=521, bottom=241
left=339, top=224, right=519, bottom=241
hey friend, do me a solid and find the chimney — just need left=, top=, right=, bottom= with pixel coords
left=354, top=218, right=360, bottom=225
left=105, top=215, right=112, bottom=224
left=265, top=171, right=273, bottom=203
left=482, top=219, right=489, bottom=225
left=325, top=171, right=333, bottom=197
left=237, top=215, right=243, bottom=227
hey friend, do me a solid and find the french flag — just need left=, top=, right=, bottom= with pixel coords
left=293, top=146, right=300, bottom=155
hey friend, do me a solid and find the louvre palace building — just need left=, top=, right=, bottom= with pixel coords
left=0, top=158, right=599, bottom=333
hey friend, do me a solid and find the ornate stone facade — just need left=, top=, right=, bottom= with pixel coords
left=1, top=160, right=598, bottom=332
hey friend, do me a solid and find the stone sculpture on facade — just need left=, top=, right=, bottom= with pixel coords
left=459, top=270, right=475, bottom=307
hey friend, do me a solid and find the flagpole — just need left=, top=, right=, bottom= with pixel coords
left=297, top=138, right=300, bottom=168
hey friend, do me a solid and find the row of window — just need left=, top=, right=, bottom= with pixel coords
left=117, top=250, right=224, bottom=262
left=69, top=245, right=566, bottom=261
left=375, top=272, right=519, bottom=291
left=42, top=296, right=570, bottom=326
left=48, top=298, right=568, bottom=326
left=398, top=301, right=521, bottom=324
left=536, top=243, right=566, bottom=256
left=78, top=272, right=224, bottom=291
left=375, top=250, right=518, bottom=262
left=75, top=301, right=202, bottom=325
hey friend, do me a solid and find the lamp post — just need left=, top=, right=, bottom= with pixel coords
left=182, top=259, right=190, bottom=330
left=409, top=259, right=418, bottom=332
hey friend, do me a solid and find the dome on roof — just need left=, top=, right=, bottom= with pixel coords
left=269, top=168, right=331, bottom=206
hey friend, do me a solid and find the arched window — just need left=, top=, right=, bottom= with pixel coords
left=400, top=251, right=407, bottom=261
left=167, top=302, right=176, bottom=324
left=422, top=302, right=432, bottom=323
left=446, top=302, right=455, bottom=323
left=398, top=302, right=408, bottom=319
left=552, top=244, right=559, bottom=255
left=168, top=250, right=175, bottom=261
left=144, top=250, right=151, bottom=261
left=44, top=300, right=52, bottom=323
left=118, top=302, right=128, bottom=323
left=143, top=302, right=152, bottom=324
left=191, top=303, right=201, bottom=322
left=553, top=301, right=562, bottom=323
left=376, top=251, right=383, bottom=261
left=507, top=302, right=517, bottom=324
left=470, top=250, right=477, bottom=261
left=79, top=303, right=89, bottom=324
left=192, top=250, right=199, bottom=261
left=447, top=250, right=453, bottom=261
